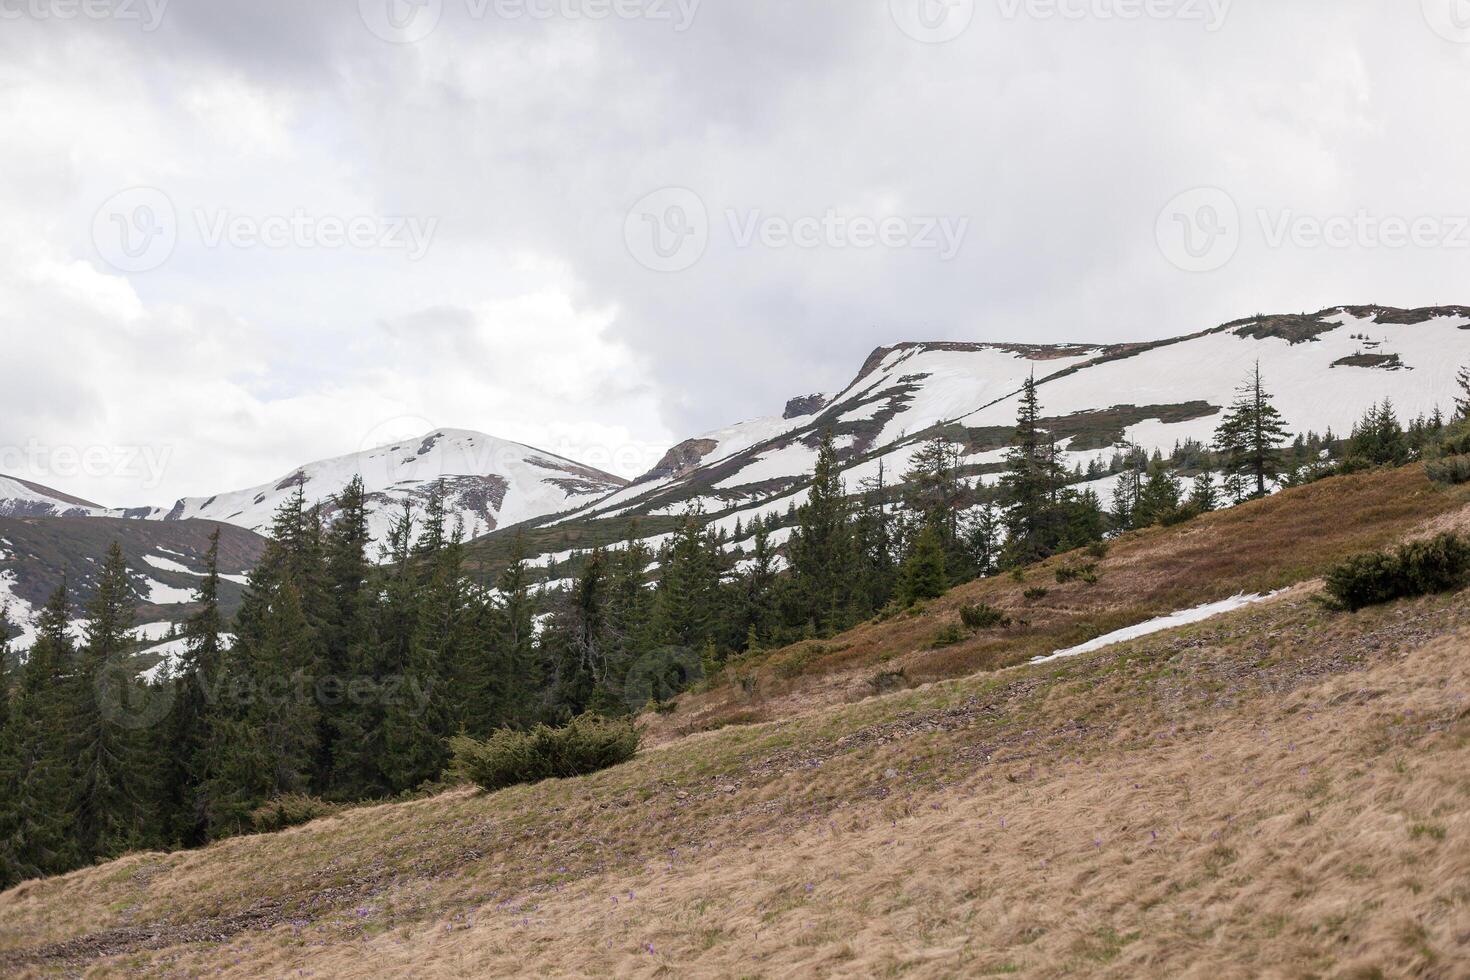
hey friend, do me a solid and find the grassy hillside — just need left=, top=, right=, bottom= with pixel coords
left=2, top=465, right=1468, bottom=978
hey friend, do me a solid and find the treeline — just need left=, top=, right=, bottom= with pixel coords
left=2, top=363, right=1467, bottom=888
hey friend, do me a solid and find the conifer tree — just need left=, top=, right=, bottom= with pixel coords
left=1348, top=400, right=1409, bottom=467
left=0, top=586, right=79, bottom=880
left=1213, top=363, right=1289, bottom=498
left=73, top=542, right=154, bottom=860
left=321, top=476, right=379, bottom=796
left=785, top=431, right=854, bottom=634
left=898, top=524, right=947, bottom=606
left=737, top=518, right=778, bottom=648
left=1189, top=471, right=1219, bottom=513
left=1134, top=464, right=1183, bottom=527
left=851, top=468, right=898, bottom=618
left=164, top=530, right=225, bottom=845
left=963, top=503, right=1002, bottom=577
left=482, top=534, right=540, bottom=729
left=999, top=376, right=1066, bottom=565
left=1456, top=364, right=1470, bottom=421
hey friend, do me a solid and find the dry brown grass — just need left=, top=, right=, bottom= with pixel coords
left=648, top=465, right=1469, bottom=742
left=3, top=465, right=1470, bottom=978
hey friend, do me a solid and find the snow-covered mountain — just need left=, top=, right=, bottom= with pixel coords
left=118, top=429, right=628, bottom=547
left=539, top=305, right=1470, bottom=545
left=0, top=475, right=107, bottom=519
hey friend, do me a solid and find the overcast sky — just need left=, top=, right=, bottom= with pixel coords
left=3, top=0, right=1470, bottom=505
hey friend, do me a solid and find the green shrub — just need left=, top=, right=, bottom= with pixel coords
left=1085, top=540, right=1110, bottom=560
left=1426, top=454, right=1470, bottom=486
left=1055, top=561, right=1099, bottom=585
left=959, top=602, right=1011, bottom=630
left=1323, top=532, right=1470, bottom=612
left=930, top=623, right=968, bottom=648
left=1023, top=586, right=1050, bottom=602
left=249, top=794, right=341, bottom=834
left=449, top=715, right=640, bottom=792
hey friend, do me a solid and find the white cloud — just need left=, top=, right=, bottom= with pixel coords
left=2, top=1, right=1469, bottom=509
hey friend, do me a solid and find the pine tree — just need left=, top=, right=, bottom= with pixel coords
left=1214, top=363, right=1290, bottom=498
left=482, top=534, right=540, bottom=730
left=0, top=586, right=79, bottom=880
left=851, top=468, right=898, bottom=618
left=785, top=431, right=854, bottom=634
left=1134, top=464, right=1183, bottom=527
left=1189, top=471, right=1219, bottom=513
left=73, top=542, right=154, bottom=861
left=999, top=376, right=1066, bottom=565
left=963, top=502, right=1002, bottom=577
left=1456, top=364, right=1470, bottom=421
left=164, top=530, right=226, bottom=845
left=384, top=520, right=465, bottom=792
left=904, top=435, right=963, bottom=544
left=1348, top=400, right=1409, bottom=467
left=737, top=519, right=778, bottom=648
left=322, top=477, right=382, bottom=798
left=897, top=524, right=947, bottom=606
left=0, top=605, right=18, bottom=888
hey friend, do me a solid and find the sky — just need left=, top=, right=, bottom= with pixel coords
left=3, top=0, right=1470, bottom=506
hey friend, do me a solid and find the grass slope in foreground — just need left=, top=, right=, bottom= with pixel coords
left=1, top=465, right=1469, bottom=978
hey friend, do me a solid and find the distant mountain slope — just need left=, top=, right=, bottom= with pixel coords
left=0, top=516, right=266, bottom=650
left=119, top=429, right=628, bottom=548
left=555, top=305, right=1470, bottom=531
left=0, top=475, right=106, bottom=519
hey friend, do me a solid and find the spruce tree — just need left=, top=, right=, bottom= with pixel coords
left=898, top=524, right=947, bottom=606
left=736, top=519, right=778, bottom=650
left=321, top=477, right=381, bottom=797
left=964, top=503, right=1002, bottom=577
left=482, top=534, right=540, bottom=729
left=999, top=376, right=1066, bottom=565
left=165, top=530, right=226, bottom=845
left=1213, top=363, right=1290, bottom=498
left=74, top=542, right=154, bottom=861
left=0, top=586, right=79, bottom=880
left=785, top=431, right=854, bottom=634
left=1134, top=464, right=1183, bottom=527
left=1456, top=364, right=1470, bottom=421
left=1189, top=471, right=1219, bottom=513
